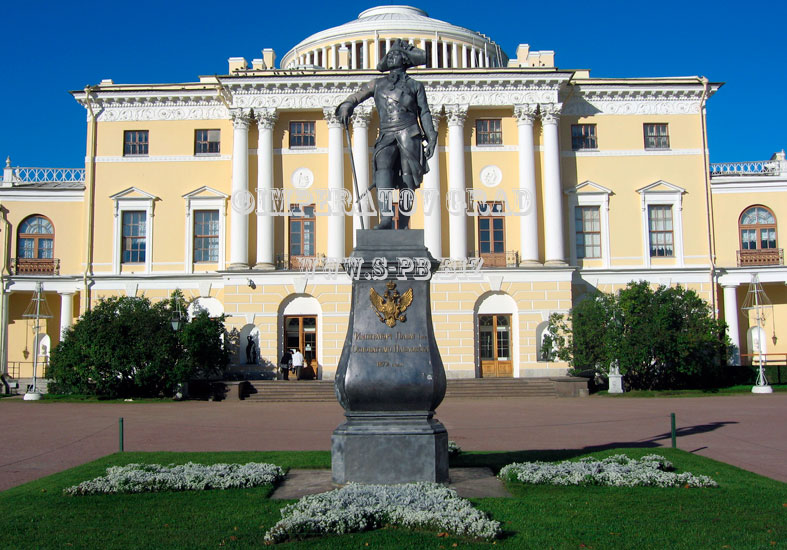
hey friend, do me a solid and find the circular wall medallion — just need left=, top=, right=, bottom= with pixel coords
left=231, top=190, right=255, bottom=215
left=479, top=165, right=502, bottom=188
left=291, top=167, right=314, bottom=189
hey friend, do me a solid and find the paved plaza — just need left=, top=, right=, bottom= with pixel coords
left=1, top=393, right=785, bottom=492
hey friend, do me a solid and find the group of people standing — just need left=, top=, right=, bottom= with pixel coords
left=279, top=348, right=304, bottom=380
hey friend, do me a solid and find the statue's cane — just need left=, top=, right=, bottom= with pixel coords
left=343, top=121, right=366, bottom=230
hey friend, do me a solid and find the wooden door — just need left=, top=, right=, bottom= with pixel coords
left=479, top=314, right=512, bottom=377
left=284, top=316, right=318, bottom=379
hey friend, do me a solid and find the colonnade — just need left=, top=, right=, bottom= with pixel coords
left=291, top=38, right=499, bottom=70
left=227, top=103, right=566, bottom=267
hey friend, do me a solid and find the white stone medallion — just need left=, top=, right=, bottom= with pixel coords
left=231, top=189, right=255, bottom=215
left=291, top=167, right=315, bottom=189
left=479, top=165, right=502, bottom=187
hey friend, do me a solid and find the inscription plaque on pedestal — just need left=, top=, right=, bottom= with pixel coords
left=332, top=230, right=448, bottom=484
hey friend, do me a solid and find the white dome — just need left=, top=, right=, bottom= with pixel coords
left=281, top=5, right=507, bottom=70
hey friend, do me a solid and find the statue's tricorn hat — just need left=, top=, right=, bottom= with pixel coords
left=376, top=39, right=427, bottom=72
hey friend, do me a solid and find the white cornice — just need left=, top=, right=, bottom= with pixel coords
left=94, top=155, right=231, bottom=163
left=711, top=180, right=787, bottom=194
left=563, top=148, right=703, bottom=158
left=563, top=85, right=710, bottom=117
left=0, top=190, right=84, bottom=202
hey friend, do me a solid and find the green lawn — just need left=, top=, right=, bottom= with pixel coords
left=596, top=383, right=787, bottom=397
left=1, top=449, right=784, bottom=549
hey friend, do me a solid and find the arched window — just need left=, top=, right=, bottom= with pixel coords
left=17, top=215, right=54, bottom=259
left=738, top=206, right=780, bottom=266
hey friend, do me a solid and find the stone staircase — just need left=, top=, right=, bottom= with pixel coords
left=241, top=377, right=568, bottom=402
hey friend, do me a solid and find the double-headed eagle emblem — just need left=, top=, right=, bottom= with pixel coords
left=370, top=281, right=413, bottom=327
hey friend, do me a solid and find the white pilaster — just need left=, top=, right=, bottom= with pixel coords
left=229, top=109, right=251, bottom=269
left=351, top=107, right=372, bottom=240
left=325, top=107, right=345, bottom=260
left=424, top=110, right=443, bottom=258
left=515, top=104, right=540, bottom=264
left=540, top=103, right=566, bottom=265
left=255, top=108, right=277, bottom=269
left=446, top=105, right=468, bottom=260
left=59, top=292, right=74, bottom=338
left=723, top=284, right=742, bottom=365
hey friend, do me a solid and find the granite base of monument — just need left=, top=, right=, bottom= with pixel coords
left=331, top=230, right=448, bottom=484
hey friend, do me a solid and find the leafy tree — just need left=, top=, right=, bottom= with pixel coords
left=542, top=282, right=731, bottom=390
left=48, top=292, right=228, bottom=398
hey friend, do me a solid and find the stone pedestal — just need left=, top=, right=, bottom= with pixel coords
left=332, top=230, right=448, bottom=484
left=608, top=364, right=624, bottom=394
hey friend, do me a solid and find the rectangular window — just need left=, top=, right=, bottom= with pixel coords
left=478, top=202, right=506, bottom=266
left=476, top=119, right=502, bottom=146
left=123, top=130, right=149, bottom=156
left=289, top=122, right=315, bottom=148
left=289, top=205, right=315, bottom=268
left=575, top=206, right=601, bottom=259
left=644, top=123, right=669, bottom=150
left=193, top=210, right=219, bottom=262
left=648, top=205, right=674, bottom=257
left=571, top=124, right=597, bottom=150
left=195, top=129, right=221, bottom=155
left=121, top=211, right=146, bottom=263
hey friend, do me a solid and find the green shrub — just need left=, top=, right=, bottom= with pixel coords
left=542, top=282, right=731, bottom=390
left=48, top=292, right=229, bottom=398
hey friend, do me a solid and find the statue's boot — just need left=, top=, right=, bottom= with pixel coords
left=375, top=216, right=394, bottom=230
left=398, top=212, right=411, bottom=229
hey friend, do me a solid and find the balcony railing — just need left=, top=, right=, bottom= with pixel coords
left=10, top=258, right=60, bottom=275
left=3, top=165, right=85, bottom=185
left=737, top=248, right=784, bottom=267
left=710, top=160, right=781, bottom=177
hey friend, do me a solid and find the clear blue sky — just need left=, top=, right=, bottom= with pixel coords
left=2, top=0, right=784, bottom=167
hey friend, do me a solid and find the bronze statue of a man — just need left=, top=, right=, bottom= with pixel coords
left=336, top=39, right=437, bottom=230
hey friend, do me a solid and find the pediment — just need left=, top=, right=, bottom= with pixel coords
left=109, top=187, right=158, bottom=201
left=182, top=186, right=228, bottom=200
left=566, top=180, right=613, bottom=195
left=636, top=180, right=686, bottom=195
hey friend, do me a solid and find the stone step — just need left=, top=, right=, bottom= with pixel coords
left=241, top=378, right=560, bottom=402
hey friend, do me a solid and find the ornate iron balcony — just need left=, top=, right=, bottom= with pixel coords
left=11, top=258, right=60, bottom=275
left=737, top=249, right=784, bottom=266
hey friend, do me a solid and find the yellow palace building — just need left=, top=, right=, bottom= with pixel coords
left=1, top=5, right=785, bottom=389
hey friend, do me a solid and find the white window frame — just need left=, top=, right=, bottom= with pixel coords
left=183, top=187, right=228, bottom=272
left=636, top=181, right=685, bottom=268
left=565, top=181, right=611, bottom=268
left=110, top=187, right=157, bottom=274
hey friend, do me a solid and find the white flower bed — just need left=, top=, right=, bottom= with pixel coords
left=499, top=454, right=718, bottom=488
left=64, top=462, right=285, bottom=495
left=447, top=440, right=462, bottom=457
left=264, top=482, right=501, bottom=544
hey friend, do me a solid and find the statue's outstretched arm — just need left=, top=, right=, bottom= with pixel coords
left=336, top=80, right=375, bottom=125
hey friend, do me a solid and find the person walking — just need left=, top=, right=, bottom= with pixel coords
left=291, top=348, right=304, bottom=380
left=279, top=349, right=292, bottom=380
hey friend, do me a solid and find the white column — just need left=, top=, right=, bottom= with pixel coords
left=362, top=40, right=368, bottom=69
left=423, top=110, right=443, bottom=258
left=442, top=41, right=448, bottom=69
left=723, top=284, right=742, bottom=365
left=452, top=43, right=459, bottom=68
left=321, top=47, right=327, bottom=68
left=59, top=292, right=74, bottom=338
left=470, top=47, right=477, bottom=68
left=255, top=108, right=278, bottom=269
left=324, top=108, right=345, bottom=260
left=515, top=104, right=540, bottom=264
left=330, top=45, right=336, bottom=69
left=431, top=38, right=438, bottom=68
left=351, top=107, right=372, bottom=240
left=229, top=109, right=251, bottom=269
left=540, top=103, right=566, bottom=265
left=351, top=41, right=358, bottom=69
left=446, top=105, right=468, bottom=260
left=385, top=37, right=391, bottom=56
left=461, top=44, right=468, bottom=68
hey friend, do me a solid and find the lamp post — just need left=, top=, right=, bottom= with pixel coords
left=170, top=296, right=185, bottom=331
left=22, top=282, right=53, bottom=400
left=741, top=274, right=773, bottom=394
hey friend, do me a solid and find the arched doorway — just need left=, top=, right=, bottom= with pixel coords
left=279, top=295, right=322, bottom=379
left=475, top=292, right=518, bottom=378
